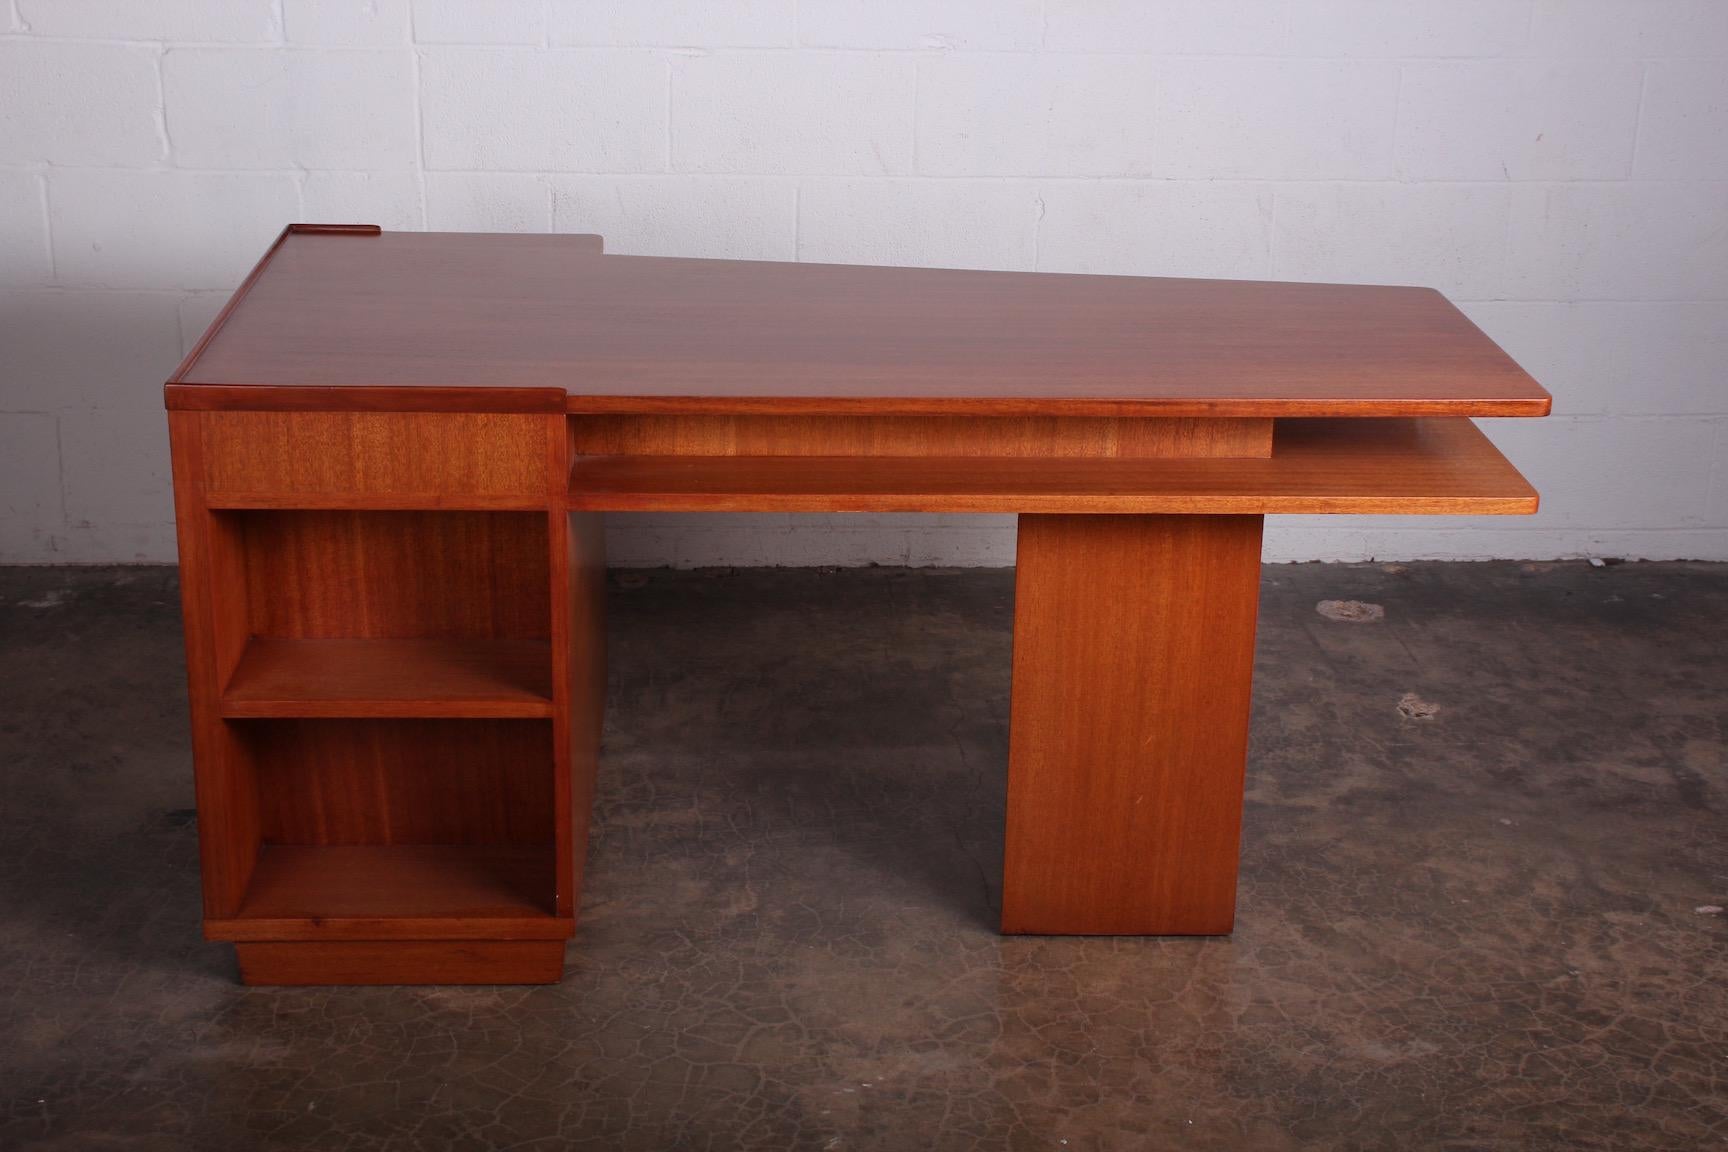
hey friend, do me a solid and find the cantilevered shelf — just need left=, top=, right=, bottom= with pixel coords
left=221, top=638, right=555, bottom=719
left=567, top=418, right=1537, bottom=515
left=203, top=845, right=570, bottom=942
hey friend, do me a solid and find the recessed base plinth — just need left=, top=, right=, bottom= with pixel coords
left=234, top=939, right=567, bottom=985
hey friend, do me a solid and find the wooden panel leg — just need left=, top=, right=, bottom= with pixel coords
left=1002, top=514, right=1264, bottom=935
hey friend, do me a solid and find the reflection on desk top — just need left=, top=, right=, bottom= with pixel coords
left=169, top=226, right=1550, bottom=418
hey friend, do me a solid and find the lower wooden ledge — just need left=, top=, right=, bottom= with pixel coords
left=234, top=939, right=567, bottom=986
left=566, top=417, right=1538, bottom=514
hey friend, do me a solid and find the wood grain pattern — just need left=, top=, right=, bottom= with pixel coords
left=566, top=417, right=1537, bottom=514
left=238, top=510, right=550, bottom=640
left=569, top=415, right=1273, bottom=459
left=1002, top=514, right=1265, bottom=934
left=235, top=939, right=566, bottom=985
left=172, top=231, right=1549, bottom=418
left=246, top=719, right=554, bottom=846
left=206, top=845, right=570, bottom=942
left=168, top=412, right=259, bottom=918
left=199, top=411, right=548, bottom=507
left=221, top=638, right=555, bottom=719
left=545, top=419, right=577, bottom=924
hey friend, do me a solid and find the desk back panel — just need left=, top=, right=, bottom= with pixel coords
left=245, top=719, right=555, bottom=847
left=234, top=510, right=551, bottom=641
left=569, top=415, right=1273, bottom=459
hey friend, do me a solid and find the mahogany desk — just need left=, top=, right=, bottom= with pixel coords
left=165, top=225, right=1548, bottom=985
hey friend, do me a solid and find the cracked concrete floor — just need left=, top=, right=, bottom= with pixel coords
left=1, top=561, right=1725, bottom=1151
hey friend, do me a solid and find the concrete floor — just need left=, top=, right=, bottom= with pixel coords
left=0, top=561, right=1724, bottom=1151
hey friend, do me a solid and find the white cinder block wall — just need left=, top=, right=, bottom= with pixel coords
left=2, top=0, right=1726, bottom=565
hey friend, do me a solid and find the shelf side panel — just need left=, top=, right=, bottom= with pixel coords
left=169, top=411, right=261, bottom=917
left=553, top=511, right=606, bottom=919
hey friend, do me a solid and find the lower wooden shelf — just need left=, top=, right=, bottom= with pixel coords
left=221, top=637, right=555, bottom=718
left=204, top=844, right=573, bottom=943
left=566, top=417, right=1537, bottom=514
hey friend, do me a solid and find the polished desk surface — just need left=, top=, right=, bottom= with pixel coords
left=170, top=226, right=1549, bottom=418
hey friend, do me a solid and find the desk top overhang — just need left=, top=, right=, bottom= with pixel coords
left=167, top=225, right=1550, bottom=420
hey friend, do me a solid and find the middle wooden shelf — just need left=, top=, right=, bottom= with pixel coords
left=221, top=637, right=555, bottom=719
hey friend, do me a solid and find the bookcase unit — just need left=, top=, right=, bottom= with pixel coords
left=168, top=407, right=605, bottom=985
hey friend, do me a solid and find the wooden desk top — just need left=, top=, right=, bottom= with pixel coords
left=169, top=226, right=1549, bottom=418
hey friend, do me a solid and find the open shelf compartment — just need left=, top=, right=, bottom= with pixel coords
left=206, top=844, right=570, bottom=942
left=203, top=718, right=568, bottom=944
left=209, top=509, right=554, bottom=719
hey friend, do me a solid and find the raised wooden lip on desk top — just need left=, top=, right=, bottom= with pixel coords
left=165, top=226, right=1551, bottom=420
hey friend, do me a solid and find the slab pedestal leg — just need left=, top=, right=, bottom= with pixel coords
left=1002, top=514, right=1264, bottom=935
